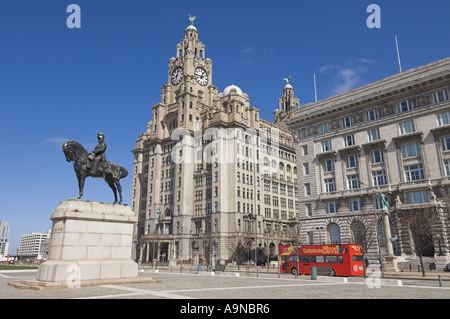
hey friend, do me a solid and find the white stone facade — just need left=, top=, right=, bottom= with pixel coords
left=289, top=57, right=450, bottom=265
left=131, top=25, right=299, bottom=266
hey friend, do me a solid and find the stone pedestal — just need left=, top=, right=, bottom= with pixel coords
left=383, top=255, right=400, bottom=272
left=10, top=200, right=157, bottom=290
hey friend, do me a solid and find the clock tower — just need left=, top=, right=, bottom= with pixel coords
left=151, top=20, right=219, bottom=140
left=132, top=18, right=299, bottom=266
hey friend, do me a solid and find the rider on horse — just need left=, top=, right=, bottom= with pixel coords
left=87, top=132, right=107, bottom=175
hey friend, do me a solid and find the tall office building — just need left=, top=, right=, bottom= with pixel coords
left=289, top=57, right=450, bottom=267
left=131, top=22, right=299, bottom=265
left=0, top=221, right=9, bottom=258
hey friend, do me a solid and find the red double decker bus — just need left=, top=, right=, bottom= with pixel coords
left=280, top=244, right=364, bottom=277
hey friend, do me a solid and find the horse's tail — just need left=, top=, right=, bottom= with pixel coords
left=119, top=166, right=128, bottom=179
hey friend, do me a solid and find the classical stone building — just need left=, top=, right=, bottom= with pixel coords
left=289, top=57, right=450, bottom=267
left=131, top=23, right=299, bottom=266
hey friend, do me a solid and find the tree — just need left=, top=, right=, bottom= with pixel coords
left=402, top=207, right=436, bottom=277
left=351, top=213, right=379, bottom=278
left=225, top=232, right=252, bottom=270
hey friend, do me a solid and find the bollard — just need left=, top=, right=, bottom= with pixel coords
left=438, top=275, right=442, bottom=287
left=311, top=266, right=317, bottom=280
left=198, top=264, right=201, bottom=273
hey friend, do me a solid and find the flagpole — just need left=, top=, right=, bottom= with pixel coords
left=395, top=35, right=402, bottom=72
left=313, top=73, right=318, bottom=102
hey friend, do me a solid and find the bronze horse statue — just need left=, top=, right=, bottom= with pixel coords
left=62, top=141, right=128, bottom=204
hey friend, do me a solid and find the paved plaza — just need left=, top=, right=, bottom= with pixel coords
left=1, top=267, right=449, bottom=301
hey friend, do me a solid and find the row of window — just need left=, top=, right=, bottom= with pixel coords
left=310, top=89, right=449, bottom=138
left=320, top=189, right=430, bottom=215
left=316, top=162, right=426, bottom=196
left=264, top=208, right=297, bottom=220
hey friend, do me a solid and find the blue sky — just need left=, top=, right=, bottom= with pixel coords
left=1, top=0, right=449, bottom=253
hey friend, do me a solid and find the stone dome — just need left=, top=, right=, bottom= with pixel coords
left=186, top=25, right=197, bottom=31
left=223, top=84, right=243, bottom=97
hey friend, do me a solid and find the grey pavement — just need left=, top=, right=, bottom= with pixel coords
left=1, top=267, right=449, bottom=301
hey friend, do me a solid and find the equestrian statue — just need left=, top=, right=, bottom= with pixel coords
left=62, top=133, right=128, bottom=204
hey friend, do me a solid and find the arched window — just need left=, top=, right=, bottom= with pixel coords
left=352, top=223, right=364, bottom=245
left=329, top=224, right=341, bottom=244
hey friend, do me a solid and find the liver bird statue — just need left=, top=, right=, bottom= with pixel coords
left=188, top=15, right=197, bottom=26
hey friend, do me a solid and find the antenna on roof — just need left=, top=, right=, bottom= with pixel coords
left=395, top=35, right=402, bottom=72
left=313, top=73, right=318, bottom=103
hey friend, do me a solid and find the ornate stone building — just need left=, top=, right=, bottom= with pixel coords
left=131, top=22, right=299, bottom=266
left=289, top=57, right=450, bottom=268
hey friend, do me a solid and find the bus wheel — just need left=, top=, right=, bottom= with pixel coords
left=291, top=268, right=297, bottom=275
left=330, top=269, right=336, bottom=277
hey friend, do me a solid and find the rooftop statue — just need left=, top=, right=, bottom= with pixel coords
left=283, top=76, right=291, bottom=85
left=62, top=133, right=128, bottom=204
left=188, top=14, right=197, bottom=26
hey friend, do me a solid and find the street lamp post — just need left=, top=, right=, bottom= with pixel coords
left=276, top=214, right=280, bottom=278
left=254, top=216, right=258, bottom=277
left=180, top=226, right=183, bottom=273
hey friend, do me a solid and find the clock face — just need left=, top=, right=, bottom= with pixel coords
left=194, top=67, right=208, bottom=86
left=171, top=67, right=183, bottom=85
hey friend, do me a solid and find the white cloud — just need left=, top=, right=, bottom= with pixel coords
left=322, top=58, right=375, bottom=96
left=319, top=64, right=336, bottom=74
left=331, top=68, right=362, bottom=95
left=356, top=58, right=376, bottom=64
left=239, top=43, right=258, bottom=56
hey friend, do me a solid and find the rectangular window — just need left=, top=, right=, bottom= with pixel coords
left=303, top=163, right=309, bottom=175
left=301, top=128, right=308, bottom=139
left=347, top=174, right=360, bottom=189
left=433, top=90, right=449, bottom=104
left=342, top=116, right=353, bottom=128
left=324, top=178, right=336, bottom=193
left=399, top=120, right=416, bottom=135
left=306, top=203, right=312, bottom=216
left=313, top=255, right=324, bottom=263
left=302, top=145, right=308, bottom=155
left=374, top=196, right=382, bottom=210
left=437, top=111, right=450, bottom=126
left=323, top=159, right=334, bottom=172
left=444, top=159, right=450, bottom=176
left=366, top=109, right=378, bottom=121
left=397, top=100, right=412, bottom=113
left=345, top=154, right=358, bottom=168
left=372, top=170, right=388, bottom=186
left=321, top=140, right=332, bottom=152
left=370, top=149, right=384, bottom=164
left=406, top=190, right=429, bottom=204
left=343, top=135, right=355, bottom=147
left=320, top=122, right=331, bottom=134
left=404, top=164, right=425, bottom=181
left=401, top=142, right=422, bottom=158
left=304, top=183, right=311, bottom=196
left=368, top=128, right=380, bottom=142
left=441, top=135, right=450, bottom=151
left=325, top=201, right=337, bottom=214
